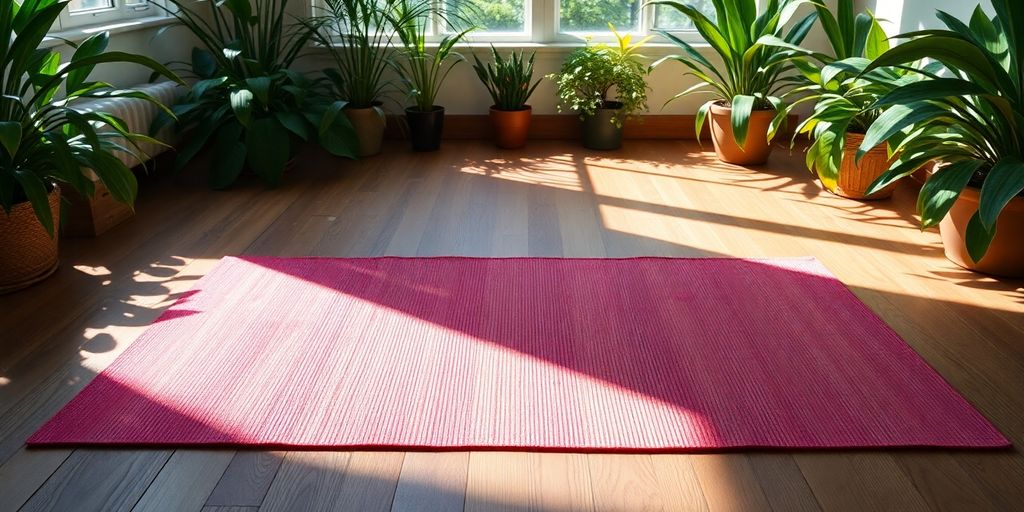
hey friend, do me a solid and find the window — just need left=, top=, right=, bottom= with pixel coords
left=57, top=0, right=162, bottom=31
left=445, top=0, right=527, bottom=34
left=558, top=0, right=641, bottom=33
left=312, top=0, right=715, bottom=44
left=653, top=1, right=716, bottom=31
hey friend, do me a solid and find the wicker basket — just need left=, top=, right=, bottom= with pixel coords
left=0, top=185, right=60, bottom=294
left=826, top=132, right=898, bottom=200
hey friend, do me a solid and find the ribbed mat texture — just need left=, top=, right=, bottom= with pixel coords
left=29, top=256, right=1008, bottom=450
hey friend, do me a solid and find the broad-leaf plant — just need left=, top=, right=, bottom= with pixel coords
left=157, top=0, right=359, bottom=189
left=2, top=0, right=180, bottom=234
left=858, top=0, right=1024, bottom=262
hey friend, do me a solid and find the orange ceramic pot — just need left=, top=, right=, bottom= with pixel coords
left=490, top=105, right=532, bottom=149
left=940, top=185, right=1024, bottom=277
left=709, top=103, right=775, bottom=165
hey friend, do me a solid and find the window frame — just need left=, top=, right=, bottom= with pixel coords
left=56, top=0, right=166, bottom=32
left=309, top=0, right=711, bottom=46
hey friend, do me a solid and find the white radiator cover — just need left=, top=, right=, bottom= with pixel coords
left=72, top=81, right=184, bottom=171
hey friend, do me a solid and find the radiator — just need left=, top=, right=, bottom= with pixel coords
left=71, top=81, right=184, bottom=170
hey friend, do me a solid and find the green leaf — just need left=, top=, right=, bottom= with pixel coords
left=191, top=48, right=218, bottom=79
left=275, top=111, right=311, bottom=141
left=245, top=77, right=272, bottom=105
left=208, top=122, right=247, bottom=189
left=695, top=100, right=713, bottom=146
left=86, top=150, right=138, bottom=207
left=245, top=117, right=289, bottom=187
left=873, top=78, right=988, bottom=108
left=12, top=171, right=53, bottom=236
left=0, top=121, right=22, bottom=157
left=67, top=32, right=110, bottom=94
left=864, top=17, right=889, bottom=59
left=977, top=156, right=1024, bottom=230
left=864, top=35, right=1013, bottom=94
left=318, top=105, right=359, bottom=159
left=858, top=103, right=948, bottom=160
left=918, top=160, right=983, bottom=228
left=730, top=95, right=756, bottom=150
left=965, top=211, right=995, bottom=264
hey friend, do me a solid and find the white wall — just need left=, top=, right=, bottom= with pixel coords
left=47, top=23, right=196, bottom=88
left=857, top=0, right=993, bottom=36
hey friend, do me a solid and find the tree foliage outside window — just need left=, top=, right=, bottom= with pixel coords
left=654, top=0, right=715, bottom=29
left=560, top=0, right=640, bottom=32
left=446, top=0, right=524, bottom=32
left=445, top=0, right=713, bottom=34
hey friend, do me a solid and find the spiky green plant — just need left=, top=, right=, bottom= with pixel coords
left=473, top=46, right=541, bottom=111
left=309, top=0, right=418, bottom=109
left=391, top=0, right=474, bottom=112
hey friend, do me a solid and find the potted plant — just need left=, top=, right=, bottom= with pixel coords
left=651, top=0, right=816, bottom=165
left=549, top=25, right=651, bottom=151
left=473, top=46, right=542, bottom=149
left=310, top=0, right=416, bottom=157
left=391, top=0, right=474, bottom=152
left=1, top=0, right=179, bottom=293
left=858, top=1, right=1024, bottom=276
left=157, top=0, right=360, bottom=188
left=776, top=0, right=929, bottom=199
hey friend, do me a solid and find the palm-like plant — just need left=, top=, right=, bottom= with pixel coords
left=309, top=0, right=414, bottom=109
left=650, top=0, right=815, bottom=148
left=2, top=0, right=179, bottom=234
left=157, top=0, right=358, bottom=189
left=859, top=1, right=1024, bottom=262
left=391, top=0, right=474, bottom=112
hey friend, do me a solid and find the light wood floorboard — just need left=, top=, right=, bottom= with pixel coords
left=1, top=141, right=1021, bottom=511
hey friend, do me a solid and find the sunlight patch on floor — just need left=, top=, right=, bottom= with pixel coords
left=458, top=155, right=584, bottom=192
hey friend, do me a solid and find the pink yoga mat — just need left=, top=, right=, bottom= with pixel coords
left=29, top=257, right=1008, bottom=450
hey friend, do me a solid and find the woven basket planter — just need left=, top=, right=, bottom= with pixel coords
left=0, top=185, right=60, bottom=294
left=824, top=132, right=897, bottom=200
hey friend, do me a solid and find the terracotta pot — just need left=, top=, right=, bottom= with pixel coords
left=709, top=103, right=775, bottom=165
left=1, top=185, right=61, bottom=294
left=489, top=105, right=532, bottom=149
left=405, top=106, right=445, bottom=152
left=344, top=103, right=386, bottom=157
left=940, top=186, right=1024, bottom=277
left=911, top=160, right=937, bottom=186
left=581, top=102, right=624, bottom=151
left=822, top=132, right=897, bottom=200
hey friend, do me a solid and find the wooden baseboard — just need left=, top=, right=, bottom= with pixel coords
left=385, top=114, right=798, bottom=141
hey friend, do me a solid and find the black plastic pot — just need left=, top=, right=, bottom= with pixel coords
left=581, top=102, right=624, bottom=150
left=405, top=106, right=445, bottom=151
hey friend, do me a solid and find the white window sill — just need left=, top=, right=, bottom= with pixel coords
left=43, top=15, right=175, bottom=48
left=325, top=40, right=711, bottom=56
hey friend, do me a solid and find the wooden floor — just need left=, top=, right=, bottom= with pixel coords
left=1, top=140, right=1023, bottom=511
